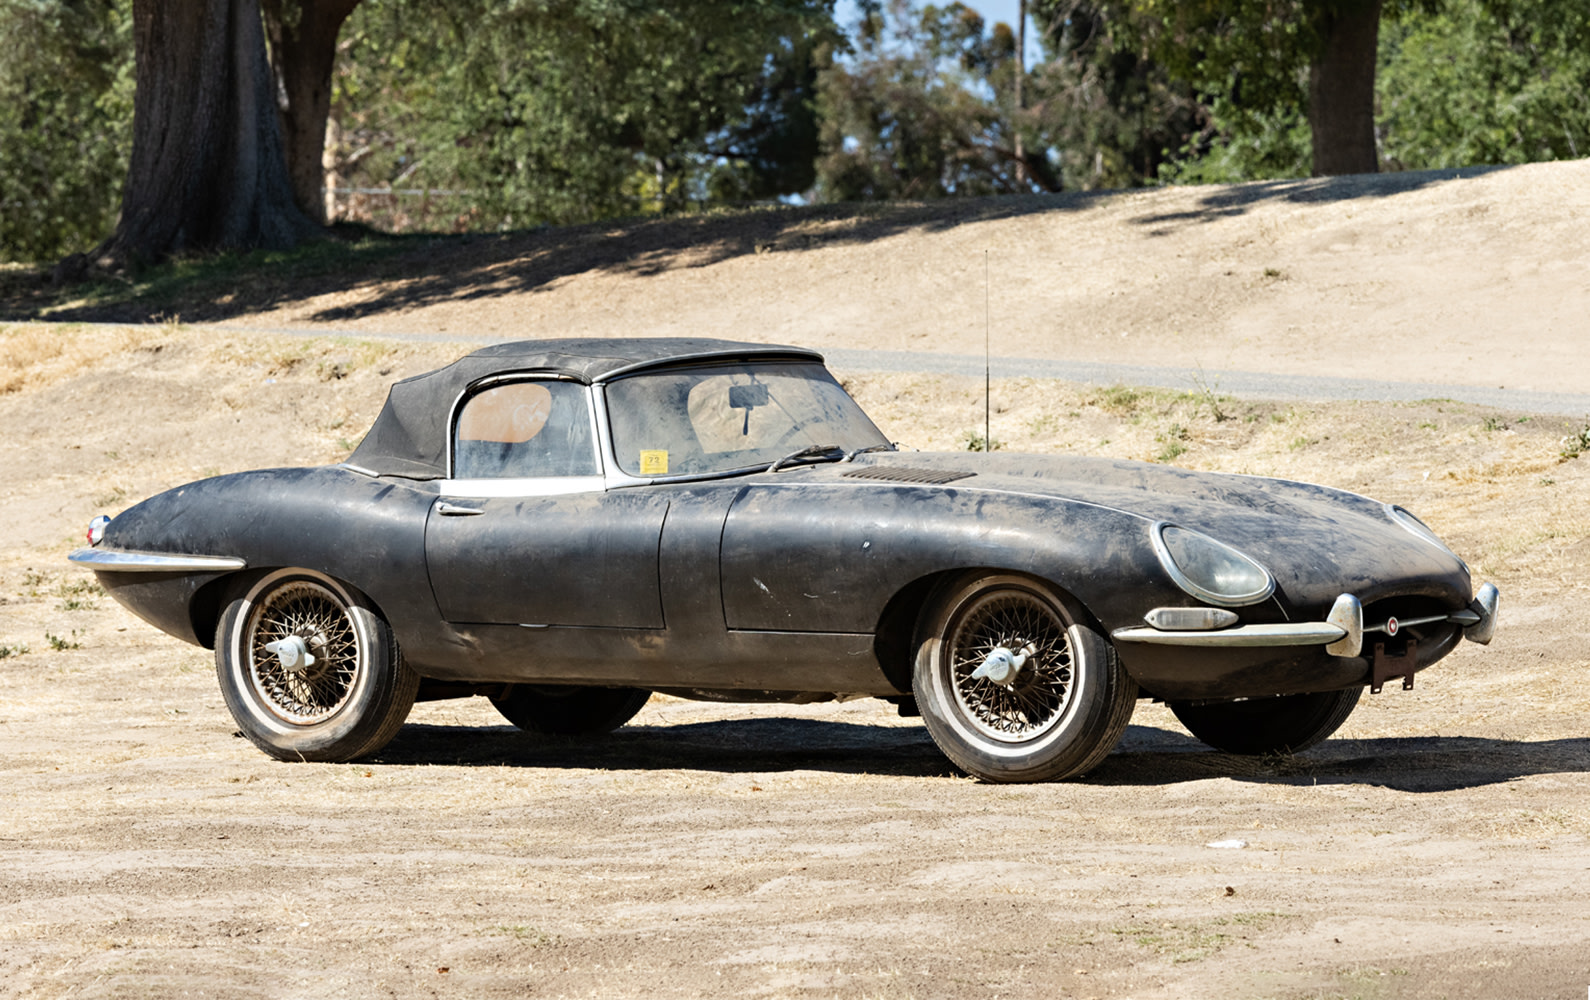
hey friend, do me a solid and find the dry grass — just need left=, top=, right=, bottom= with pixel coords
left=0, top=321, right=169, bottom=394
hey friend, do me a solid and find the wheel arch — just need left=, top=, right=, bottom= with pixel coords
left=872, top=566, right=1110, bottom=695
left=191, top=566, right=398, bottom=652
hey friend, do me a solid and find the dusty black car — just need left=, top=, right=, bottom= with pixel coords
left=70, top=338, right=1499, bottom=782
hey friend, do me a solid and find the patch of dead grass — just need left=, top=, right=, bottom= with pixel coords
left=0, top=322, right=167, bottom=394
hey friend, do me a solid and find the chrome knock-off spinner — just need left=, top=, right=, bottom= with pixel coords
left=263, top=634, right=317, bottom=674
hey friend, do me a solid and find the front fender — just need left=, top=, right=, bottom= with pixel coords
left=90, top=466, right=439, bottom=652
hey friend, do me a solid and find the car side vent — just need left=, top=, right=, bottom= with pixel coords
left=842, top=466, right=974, bottom=485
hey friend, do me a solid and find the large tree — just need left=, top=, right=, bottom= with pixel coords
left=262, top=0, right=364, bottom=224
left=1306, top=0, right=1384, bottom=173
left=1053, top=0, right=1390, bottom=176
left=96, top=0, right=318, bottom=266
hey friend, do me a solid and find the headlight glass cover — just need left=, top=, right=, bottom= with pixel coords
left=1387, top=504, right=1467, bottom=573
left=1152, top=523, right=1275, bottom=607
left=1388, top=505, right=1454, bottom=554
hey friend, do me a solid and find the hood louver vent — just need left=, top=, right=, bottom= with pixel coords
left=842, top=466, right=974, bottom=485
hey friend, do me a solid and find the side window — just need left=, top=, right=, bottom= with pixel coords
left=453, top=380, right=599, bottom=479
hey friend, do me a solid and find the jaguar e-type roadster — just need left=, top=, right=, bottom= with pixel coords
left=70, top=337, right=1499, bottom=782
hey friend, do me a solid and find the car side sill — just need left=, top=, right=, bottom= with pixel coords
left=68, top=549, right=248, bottom=573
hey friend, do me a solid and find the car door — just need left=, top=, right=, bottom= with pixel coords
left=423, top=377, right=668, bottom=628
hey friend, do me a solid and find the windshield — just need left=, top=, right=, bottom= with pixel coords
left=604, top=361, right=890, bottom=477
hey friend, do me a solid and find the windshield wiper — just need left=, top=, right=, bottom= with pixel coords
left=767, top=444, right=845, bottom=474
left=844, top=443, right=897, bottom=461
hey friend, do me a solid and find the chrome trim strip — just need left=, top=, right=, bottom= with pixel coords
left=1112, top=622, right=1346, bottom=648
left=437, top=476, right=605, bottom=499
left=68, top=549, right=247, bottom=573
left=1364, top=613, right=1452, bottom=634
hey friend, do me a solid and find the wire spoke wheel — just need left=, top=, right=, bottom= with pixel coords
left=245, top=580, right=361, bottom=724
left=217, top=569, right=419, bottom=763
left=947, top=591, right=1074, bottom=743
left=913, top=573, right=1137, bottom=783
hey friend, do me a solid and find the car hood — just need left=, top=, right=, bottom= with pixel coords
left=834, top=451, right=1469, bottom=609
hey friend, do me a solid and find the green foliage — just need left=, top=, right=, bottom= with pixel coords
left=4, top=0, right=1587, bottom=256
left=812, top=1, right=1020, bottom=200
left=330, top=0, right=835, bottom=230
left=1119, top=0, right=1319, bottom=181
left=1026, top=3, right=1203, bottom=189
left=46, top=630, right=81, bottom=651
left=1156, top=101, right=1311, bottom=183
left=1561, top=420, right=1590, bottom=460
left=1378, top=0, right=1590, bottom=169
left=961, top=428, right=1002, bottom=451
left=0, top=0, right=133, bottom=263
left=1154, top=421, right=1188, bottom=461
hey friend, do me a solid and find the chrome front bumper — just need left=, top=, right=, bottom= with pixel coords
left=68, top=548, right=248, bottom=573
left=1112, top=583, right=1500, bottom=659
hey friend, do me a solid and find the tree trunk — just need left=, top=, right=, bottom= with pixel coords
left=261, top=0, right=362, bottom=225
left=102, top=0, right=317, bottom=264
left=1307, top=0, right=1383, bottom=176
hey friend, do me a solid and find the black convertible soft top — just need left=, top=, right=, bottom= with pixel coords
left=346, top=337, right=823, bottom=479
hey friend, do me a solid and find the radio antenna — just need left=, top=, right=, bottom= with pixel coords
left=984, top=249, right=991, bottom=452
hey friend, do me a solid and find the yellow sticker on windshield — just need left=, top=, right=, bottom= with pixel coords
left=639, top=450, right=669, bottom=475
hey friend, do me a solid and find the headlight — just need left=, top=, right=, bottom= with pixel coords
left=1152, top=523, right=1275, bottom=607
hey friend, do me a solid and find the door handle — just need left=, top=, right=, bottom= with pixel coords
left=435, top=500, right=485, bottom=516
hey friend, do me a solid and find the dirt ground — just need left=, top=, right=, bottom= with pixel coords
left=4, top=164, right=1590, bottom=998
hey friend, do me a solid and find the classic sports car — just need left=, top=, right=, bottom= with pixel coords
left=70, top=338, right=1499, bottom=782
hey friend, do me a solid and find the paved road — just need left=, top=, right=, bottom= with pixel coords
left=73, top=321, right=1590, bottom=417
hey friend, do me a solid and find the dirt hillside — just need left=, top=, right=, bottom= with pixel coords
left=192, top=160, right=1590, bottom=397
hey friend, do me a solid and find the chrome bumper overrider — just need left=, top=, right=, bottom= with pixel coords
left=1112, top=583, right=1500, bottom=658
left=67, top=548, right=247, bottom=573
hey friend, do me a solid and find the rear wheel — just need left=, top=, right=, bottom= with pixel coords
left=1169, top=688, right=1361, bottom=755
left=912, top=573, right=1137, bottom=783
left=490, top=685, right=651, bottom=735
left=216, top=569, right=419, bottom=762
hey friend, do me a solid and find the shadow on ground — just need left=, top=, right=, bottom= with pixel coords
left=1126, top=165, right=1506, bottom=235
left=5, top=165, right=1504, bottom=325
left=1099, top=723, right=1590, bottom=792
left=372, top=715, right=1589, bottom=791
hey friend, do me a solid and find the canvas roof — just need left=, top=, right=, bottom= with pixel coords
left=345, top=337, right=822, bottom=479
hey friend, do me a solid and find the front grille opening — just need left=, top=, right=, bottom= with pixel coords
left=1362, top=595, right=1458, bottom=652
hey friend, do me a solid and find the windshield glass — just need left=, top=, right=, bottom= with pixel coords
left=604, top=361, right=890, bottom=477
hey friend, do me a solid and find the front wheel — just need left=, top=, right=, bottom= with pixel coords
left=490, top=685, right=651, bottom=735
left=216, top=569, right=419, bottom=762
left=1168, top=688, right=1362, bottom=755
left=912, top=573, right=1137, bottom=783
